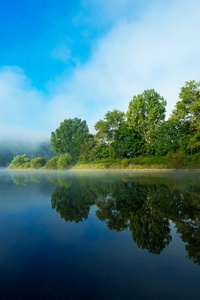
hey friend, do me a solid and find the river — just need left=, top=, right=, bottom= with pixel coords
left=0, top=169, right=200, bottom=299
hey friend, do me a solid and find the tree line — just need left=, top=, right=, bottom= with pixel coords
left=9, top=80, right=200, bottom=169
left=50, top=80, right=200, bottom=162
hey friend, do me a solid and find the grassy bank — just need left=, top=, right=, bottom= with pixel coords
left=73, top=154, right=200, bottom=170
left=8, top=152, right=200, bottom=170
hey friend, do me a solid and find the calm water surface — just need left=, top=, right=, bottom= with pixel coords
left=0, top=169, right=200, bottom=300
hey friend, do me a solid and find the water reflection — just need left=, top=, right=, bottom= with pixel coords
left=175, top=185, right=200, bottom=264
left=95, top=182, right=172, bottom=254
left=9, top=170, right=200, bottom=263
left=51, top=185, right=96, bottom=223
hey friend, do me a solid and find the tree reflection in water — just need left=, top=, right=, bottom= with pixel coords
left=50, top=175, right=97, bottom=223
left=96, top=182, right=172, bottom=254
left=51, top=185, right=96, bottom=222
left=175, top=186, right=200, bottom=264
left=10, top=171, right=200, bottom=263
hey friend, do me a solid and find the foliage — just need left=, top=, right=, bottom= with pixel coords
left=171, top=80, right=200, bottom=122
left=8, top=154, right=31, bottom=169
left=112, top=121, right=146, bottom=157
left=0, top=141, right=55, bottom=167
left=31, top=157, right=46, bottom=169
left=166, top=151, right=188, bottom=168
left=94, top=109, right=125, bottom=144
left=154, top=120, right=192, bottom=156
left=51, top=118, right=89, bottom=162
left=78, top=135, right=96, bottom=162
left=187, top=153, right=200, bottom=167
left=121, top=158, right=129, bottom=168
left=5, top=82, right=200, bottom=170
left=22, top=162, right=31, bottom=169
left=45, top=156, right=59, bottom=169
left=127, top=89, right=166, bottom=143
left=57, top=153, right=72, bottom=169
left=89, top=143, right=115, bottom=160
left=171, top=80, right=200, bottom=150
left=74, top=156, right=168, bottom=169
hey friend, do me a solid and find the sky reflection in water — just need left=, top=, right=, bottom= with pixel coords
left=0, top=169, right=200, bottom=300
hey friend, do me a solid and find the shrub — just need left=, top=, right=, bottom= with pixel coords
left=45, top=156, right=59, bottom=169
left=104, top=163, right=110, bottom=169
left=8, top=154, right=31, bottom=169
left=57, top=153, right=72, bottom=169
left=166, top=151, right=188, bottom=168
left=31, top=157, right=46, bottom=169
left=21, top=162, right=31, bottom=169
left=121, top=158, right=129, bottom=168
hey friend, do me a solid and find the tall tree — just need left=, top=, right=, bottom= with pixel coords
left=112, top=121, right=145, bottom=157
left=51, top=118, right=89, bottom=162
left=94, top=109, right=125, bottom=144
left=154, top=119, right=192, bottom=156
left=127, top=89, right=166, bottom=143
left=171, top=80, right=200, bottom=149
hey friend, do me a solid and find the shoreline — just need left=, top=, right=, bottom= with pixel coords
left=3, top=167, right=200, bottom=172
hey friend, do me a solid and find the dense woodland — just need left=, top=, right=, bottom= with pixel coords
left=8, top=80, right=200, bottom=169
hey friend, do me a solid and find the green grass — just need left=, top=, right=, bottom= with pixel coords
left=74, top=155, right=200, bottom=169
left=8, top=154, right=200, bottom=170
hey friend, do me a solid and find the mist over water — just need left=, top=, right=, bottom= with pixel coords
left=0, top=137, right=54, bottom=167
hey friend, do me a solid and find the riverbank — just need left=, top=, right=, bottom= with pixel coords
left=7, top=153, right=200, bottom=170
left=72, top=155, right=200, bottom=170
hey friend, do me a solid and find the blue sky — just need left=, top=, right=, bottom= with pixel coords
left=0, top=0, right=200, bottom=143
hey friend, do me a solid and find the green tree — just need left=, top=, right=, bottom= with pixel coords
left=127, top=89, right=166, bottom=143
left=51, top=118, right=89, bottom=162
left=154, top=120, right=192, bottom=156
left=171, top=80, right=200, bottom=150
left=90, top=143, right=115, bottom=160
left=57, top=153, right=72, bottom=169
left=8, top=154, right=31, bottom=169
left=31, top=157, right=46, bottom=169
left=112, top=121, right=146, bottom=157
left=166, top=150, right=188, bottom=168
left=94, top=109, right=125, bottom=144
left=45, top=156, right=59, bottom=169
left=78, top=134, right=96, bottom=162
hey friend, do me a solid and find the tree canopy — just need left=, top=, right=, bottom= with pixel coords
left=171, top=80, right=200, bottom=149
left=154, top=120, right=191, bottom=156
left=6, top=81, right=200, bottom=169
left=94, top=109, right=125, bottom=144
left=127, top=89, right=166, bottom=143
left=112, top=121, right=145, bottom=157
left=51, top=118, right=89, bottom=161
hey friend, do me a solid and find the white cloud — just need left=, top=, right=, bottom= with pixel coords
left=0, top=0, right=200, bottom=141
left=78, top=0, right=150, bottom=27
left=50, top=0, right=200, bottom=123
left=0, top=66, right=48, bottom=143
